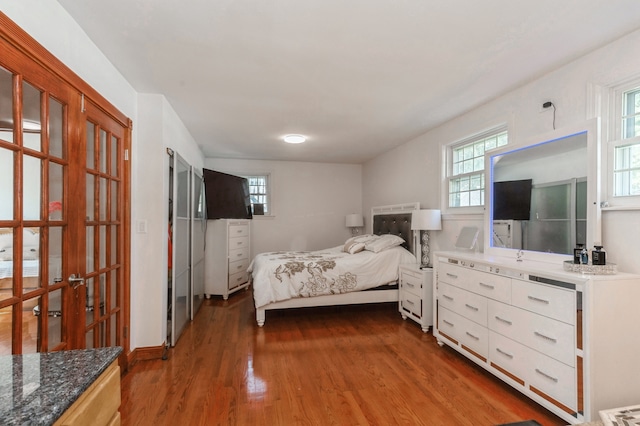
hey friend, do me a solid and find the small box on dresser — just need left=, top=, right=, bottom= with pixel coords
left=398, top=263, right=433, bottom=332
left=204, top=219, right=251, bottom=299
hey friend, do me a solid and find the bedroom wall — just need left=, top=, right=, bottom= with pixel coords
left=362, top=27, right=640, bottom=274
left=1, top=1, right=205, bottom=351
left=136, top=94, right=204, bottom=348
left=205, top=158, right=362, bottom=256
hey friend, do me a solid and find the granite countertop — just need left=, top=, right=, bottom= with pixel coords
left=0, top=347, right=122, bottom=426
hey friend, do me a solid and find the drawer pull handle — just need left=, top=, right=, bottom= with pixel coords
left=406, top=282, right=416, bottom=288
left=446, top=273, right=458, bottom=279
left=442, top=294, right=454, bottom=301
left=465, top=331, right=479, bottom=340
left=479, top=282, right=495, bottom=290
left=442, top=319, right=454, bottom=327
left=405, top=299, right=415, bottom=306
left=496, top=348, right=514, bottom=359
left=494, top=316, right=513, bottom=326
left=528, top=295, right=550, bottom=304
left=465, top=303, right=479, bottom=312
left=534, top=331, right=557, bottom=343
left=535, top=368, right=558, bottom=383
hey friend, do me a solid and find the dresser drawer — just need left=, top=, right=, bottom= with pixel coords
left=400, top=269, right=423, bottom=297
left=527, top=347, right=577, bottom=411
left=400, top=291, right=423, bottom=318
left=438, top=262, right=470, bottom=289
left=228, top=257, right=250, bottom=277
left=438, top=282, right=488, bottom=326
left=229, top=224, right=249, bottom=238
left=439, top=307, right=488, bottom=358
left=228, top=235, right=249, bottom=251
left=488, top=299, right=574, bottom=367
left=229, top=246, right=250, bottom=262
left=467, top=270, right=511, bottom=303
left=228, top=270, right=249, bottom=290
left=512, top=279, right=575, bottom=325
left=489, top=330, right=528, bottom=381
left=522, top=311, right=575, bottom=367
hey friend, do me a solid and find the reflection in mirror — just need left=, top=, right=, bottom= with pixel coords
left=489, top=131, right=590, bottom=256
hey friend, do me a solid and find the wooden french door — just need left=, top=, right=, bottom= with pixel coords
left=0, top=14, right=130, bottom=357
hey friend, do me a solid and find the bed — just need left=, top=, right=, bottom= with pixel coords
left=249, top=203, right=420, bottom=326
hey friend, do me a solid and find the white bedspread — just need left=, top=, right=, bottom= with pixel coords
left=250, top=245, right=415, bottom=308
left=0, top=260, right=40, bottom=279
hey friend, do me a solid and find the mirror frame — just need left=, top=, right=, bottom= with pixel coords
left=484, top=119, right=601, bottom=262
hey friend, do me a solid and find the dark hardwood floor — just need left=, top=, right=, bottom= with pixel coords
left=120, top=290, right=567, bottom=425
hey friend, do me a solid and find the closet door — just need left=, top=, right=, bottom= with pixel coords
left=191, top=168, right=205, bottom=318
left=171, top=153, right=191, bottom=346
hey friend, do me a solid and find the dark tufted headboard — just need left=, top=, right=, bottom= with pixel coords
left=371, top=203, right=419, bottom=256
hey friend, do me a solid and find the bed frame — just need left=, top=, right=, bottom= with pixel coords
left=255, top=202, right=420, bottom=326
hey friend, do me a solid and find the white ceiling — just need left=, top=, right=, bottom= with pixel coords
left=56, top=0, right=640, bottom=164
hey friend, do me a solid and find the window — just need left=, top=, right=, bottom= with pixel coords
left=447, top=129, right=508, bottom=209
left=243, top=174, right=271, bottom=215
left=605, top=79, right=640, bottom=206
left=612, top=86, right=640, bottom=197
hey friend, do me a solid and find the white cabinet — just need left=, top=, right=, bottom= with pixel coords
left=398, top=264, right=433, bottom=332
left=433, top=251, right=640, bottom=425
left=204, top=219, right=251, bottom=299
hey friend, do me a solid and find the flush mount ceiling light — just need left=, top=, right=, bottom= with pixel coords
left=283, top=134, right=307, bottom=144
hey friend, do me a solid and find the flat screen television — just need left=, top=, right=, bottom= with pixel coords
left=203, top=169, right=252, bottom=220
left=493, top=179, right=532, bottom=221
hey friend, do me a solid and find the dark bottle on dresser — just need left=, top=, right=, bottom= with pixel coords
left=574, top=244, right=583, bottom=264
left=592, top=245, right=606, bottom=265
left=580, top=246, right=589, bottom=264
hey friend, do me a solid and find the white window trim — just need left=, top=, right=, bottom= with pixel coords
left=441, top=124, right=509, bottom=216
left=598, top=76, right=640, bottom=209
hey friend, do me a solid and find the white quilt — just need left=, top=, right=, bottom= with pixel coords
left=250, top=245, right=416, bottom=308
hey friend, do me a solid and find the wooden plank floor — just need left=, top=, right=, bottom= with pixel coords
left=120, top=290, right=567, bottom=425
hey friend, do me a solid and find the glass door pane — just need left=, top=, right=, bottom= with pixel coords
left=171, top=153, right=191, bottom=346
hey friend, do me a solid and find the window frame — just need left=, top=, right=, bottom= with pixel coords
left=239, top=173, right=272, bottom=217
left=443, top=126, right=508, bottom=215
left=604, top=78, right=640, bottom=207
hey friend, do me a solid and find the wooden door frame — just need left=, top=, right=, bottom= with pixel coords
left=0, top=12, right=132, bottom=365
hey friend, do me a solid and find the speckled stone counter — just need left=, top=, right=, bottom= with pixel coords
left=0, top=347, right=122, bottom=426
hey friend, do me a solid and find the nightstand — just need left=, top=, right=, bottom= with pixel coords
left=398, top=263, right=433, bottom=332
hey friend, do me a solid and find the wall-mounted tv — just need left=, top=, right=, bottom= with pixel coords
left=203, top=169, right=252, bottom=220
left=493, top=179, right=532, bottom=221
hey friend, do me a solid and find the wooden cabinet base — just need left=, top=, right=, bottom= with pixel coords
left=54, top=360, right=121, bottom=426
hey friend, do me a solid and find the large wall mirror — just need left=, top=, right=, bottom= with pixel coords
left=484, top=119, right=601, bottom=261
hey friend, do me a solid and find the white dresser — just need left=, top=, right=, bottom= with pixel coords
left=204, top=219, right=251, bottom=299
left=399, top=263, right=433, bottom=332
left=433, top=251, right=640, bottom=425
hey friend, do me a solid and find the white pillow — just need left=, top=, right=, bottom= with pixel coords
left=364, top=234, right=405, bottom=253
left=343, top=234, right=379, bottom=252
left=344, top=241, right=365, bottom=254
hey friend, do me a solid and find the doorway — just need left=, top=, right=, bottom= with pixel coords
left=0, top=15, right=131, bottom=357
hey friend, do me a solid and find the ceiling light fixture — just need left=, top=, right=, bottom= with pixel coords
left=283, top=134, right=306, bottom=144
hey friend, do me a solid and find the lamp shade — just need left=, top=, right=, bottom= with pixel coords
left=411, top=209, right=442, bottom=231
left=345, top=214, right=364, bottom=228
